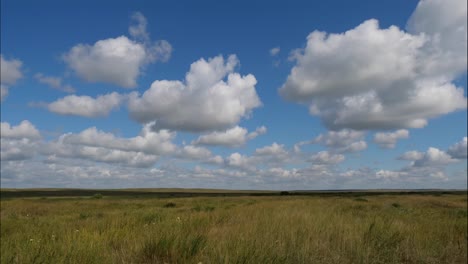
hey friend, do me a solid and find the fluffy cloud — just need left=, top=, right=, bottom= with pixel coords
left=412, top=147, right=457, bottom=167
left=375, top=170, right=406, bottom=180
left=63, top=13, right=171, bottom=88
left=280, top=0, right=467, bottom=130
left=48, top=92, right=124, bottom=117
left=406, top=0, right=467, bottom=79
left=0, top=55, right=23, bottom=85
left=1, top=120, right=41, bottom=139
left=178, top=145, right=213, bottom=160
left=226, top=152, right=254, bottom=170
left=71, top=147, right=158, bottom=168
left=312, top=129, right=367, bottom=153
left=400, top=137, right=467, bottom=168
left=1, top=121, right=41, bottom=161
left=255, top=142, right=288, bottom=157
left=37, top=124, right=177, bottom=168
left=193, top=126, right=266, bottom=147
left=60, top=124, right=176, bottom=155
left=128, top=55, right=261, bottom=132
left=447, top=137, right=467, bottom=159
left=42, top=143, right=159, bottom=168
left=1, top=55, right=23, bottom=100
left=310, top=151, right=345, bottom=164
left=399, top=150, right=425, bottom=161
left=63, top=37, right=146, bottom=88
left=1, top=139, right=38, bottom=161
left=35, top=73, right=75, bottom=93
left=374, top=129, right=409, bottom=148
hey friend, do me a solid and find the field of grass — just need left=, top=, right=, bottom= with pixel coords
left=1, top=191, right=467, bottom=263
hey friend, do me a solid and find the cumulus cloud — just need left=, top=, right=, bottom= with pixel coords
left=280, top=0, right=467, bottom=130
left=42, top=143, right=159, bottom=168
left=63, top=12, right=171, bottom=88
left=1, top=139, right=38, bottom=161
left=223, top=142, right=293, bottom=171
left=178, top=145, right=213, bottom=160
left=193, top=126, right=266, bottom=147
left=312, top=129, right=367, bottom=153
left=447, top=137, right=467, bottom=159
left=412, top=147, right=457, bottom=167
left=374, top=129, right=409, bottom=148
left=47, top=92, right=124, bottom=117
left=128, top=55, right=262, bottom=132
left=375, top=170, right=406, bottom=180
left=399, top=150, right=425, bottom=161
left=255, top=142, right=288, bottom=157
left=35, top=73, right=75, bottom=93
left=1, top=120, right=41, bottom=139
left=406, top=0, right=467, bottom=79
left=226, top=152, right=254, bottom=170
left=37, top=124, right=177, bottom=168
left=63, top=37, right=146, bottom=88
left=310, top=151, right=345, bottom=164
left=60, top=124, right=176, bottom=155
left=1, top=121, right=41, bottom=161
left=1, top=55, right=23, bottom=101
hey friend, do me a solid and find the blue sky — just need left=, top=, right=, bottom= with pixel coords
left=1, top=0, right=467, bottom=189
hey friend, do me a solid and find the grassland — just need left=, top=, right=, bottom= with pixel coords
left=1, top=190, right=467, bottom=263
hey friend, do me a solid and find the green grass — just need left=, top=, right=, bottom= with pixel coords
left=1, top=194, right=466, bottom=263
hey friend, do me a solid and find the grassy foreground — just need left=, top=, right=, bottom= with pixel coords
left=1, top=193, right=467, bottom=263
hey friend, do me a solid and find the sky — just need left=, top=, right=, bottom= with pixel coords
left=1, top=0, right=467, bottom=190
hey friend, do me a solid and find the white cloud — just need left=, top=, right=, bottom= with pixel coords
left=399, top=150, right=425, bottom=161
left=1, top=138, right=38, bottom=161
left=255, top=142, right=287, bottom=157
left=447, top=137, right=467, bottom=159
left=42, top=143, right=159, bottom=168
left=375, top=170, right=406, bottom=180
left=413, top=147, right=457, bottom=167
left=1, top=55, right=23, bottom=101
left=74, top=147, right=159, bottom=168
left=61, top=124, right=176, bottom=155
left=63, top=13, right=171, bottom=88
left=0, top=120, right=41, bottom=139
left=178, top=145, right=213, bottom=160
left=37, top=124, right=174, bottom=168
left=345, top=141, right=368, bottom=153
left=226, top=152, right=254, bottom=170
left=374, top=129, right=409, bottom=148
left=63, top=37, right=146, bottom=88
left=194, top=126, right=266, bottom=147
left=310, top=151, right=345, bottom=164
left=206, top=155, right=224, bottom=165
left=313, top=129, right=367, bottom=153
left=0, top=55, right=23, bottom=85
left=35, top=73, right=75, bottom=93
left=406, top=0, right=467, bottom=79
left=280, top=0, right=467, bottom=130
left=270, top=47, right=280, bottom=56
left=247, top=126, right=267, bottom=140
left=1, top=121, right=41, bottom=161
left=128, top=55, right=262, bottom=132
left=47, top=92, right=124, bottom=117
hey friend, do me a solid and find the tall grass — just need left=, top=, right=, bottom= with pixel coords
left=1, top=194, right=466, bottom=263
